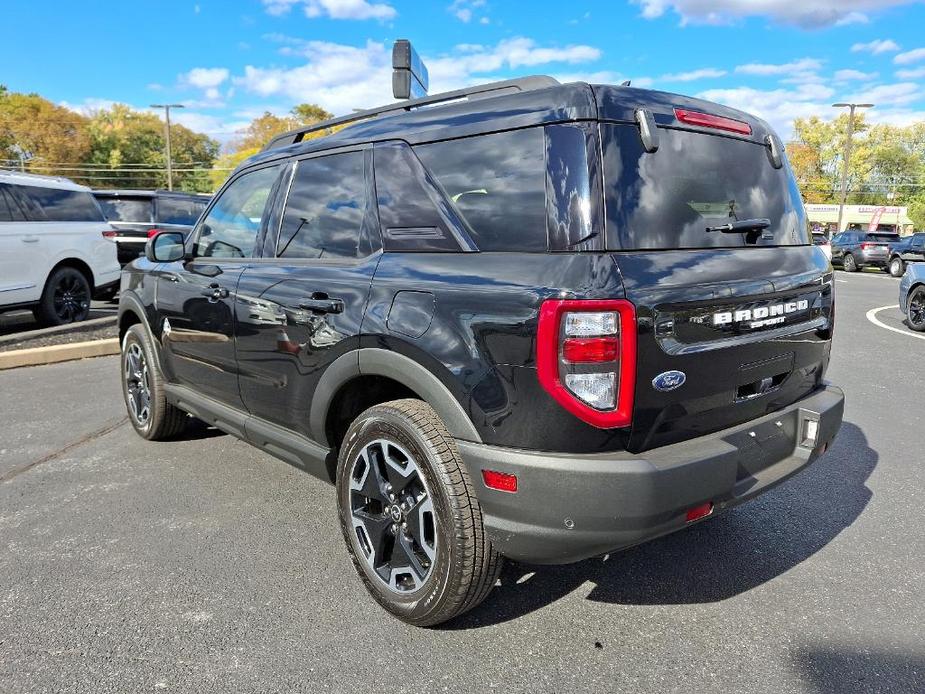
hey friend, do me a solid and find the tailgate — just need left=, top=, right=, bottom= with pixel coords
left=614, top=248, right=834, bottom=453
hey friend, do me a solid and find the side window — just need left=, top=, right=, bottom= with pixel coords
left=157, top=197, right=208, bottom=226
left=276, top=151, right=366, bottom=259
left=912, top=235, right=924, bottom=249
left=17, top=185, right=104, bottom=222
left=414, top=128, right=547, bottom=252
left=0, top=184, right=28, bottom=222
left=196, top=165, right=280, bottom=258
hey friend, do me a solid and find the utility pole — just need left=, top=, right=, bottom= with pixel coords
left=150, top=103, right=185, bottom=190
left=832, top=102, right=873, bottom=234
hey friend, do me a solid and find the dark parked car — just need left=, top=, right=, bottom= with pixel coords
left=899, top=262, right=925, bottom=331
left=118, top=65, right=843, bottom=626
left=887, top=232, right=925, bottom=277
left=831, top=230, right=899, bottom=272
left=94, top=189, right=210, bottom=266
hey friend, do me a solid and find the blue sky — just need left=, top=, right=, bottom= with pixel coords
left=3, top=0, right=925, bottom=145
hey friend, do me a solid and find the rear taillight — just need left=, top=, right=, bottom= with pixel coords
left=147, top=228, right=162, bottom=238
left=860, top=242, right=877, bottom=250
left=101, top=230, right=117, bottom=240
left=674, top=108, right=752, bottom=135
left=536, top=299, right=636, bottom=428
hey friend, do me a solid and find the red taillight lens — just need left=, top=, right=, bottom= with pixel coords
left=101, top=230, right=117, bottom=239
left=860, top=242, right=874, bottom=250
left=536, top=299, right=636, bottom=429
left=147, top=228, right=161, bottom=238
left=482, top=469, right=517, bottom=493
left=686, top=502, right=714, bottom=523
left=562, top=337, right=620, bottom=363
left=674, top=108, right=752, bottom=135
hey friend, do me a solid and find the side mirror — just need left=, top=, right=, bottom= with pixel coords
left=146, top=231, right=187, bottom=263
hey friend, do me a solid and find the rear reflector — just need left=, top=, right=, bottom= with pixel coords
left=562, top=337, right=620, bottom=363
left=101, top=230, right=118, bottom=239
left=674, top=108, right=752, bottom=135
left=686, top=502, right=714, bottom=523
left=482, top=469, right=517, bottom=493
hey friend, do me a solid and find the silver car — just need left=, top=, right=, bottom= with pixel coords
left=899, top=263, right=925, bottom=331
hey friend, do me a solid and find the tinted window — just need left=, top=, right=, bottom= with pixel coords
left=415, top=128, right=547, bottom=252
left=912, top=235, right=925, bottom=248
left=0, top=184, right=29, bottom=222
left=18, top=185, right=104, bottom=222
left=157, top=196, right=208, bottom=226
left=602, top=124, right=808, bottom=250
left=866, top=233, right=899, bottom=242
left=812, top=234, right=829, bottom=245
left=195, top=165, right=280, bottom=258
left=276, top=152, right=365, bottom=259
left=97, top=197, right=153, bottom=223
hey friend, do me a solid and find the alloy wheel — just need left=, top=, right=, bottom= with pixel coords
left=53, top=273, right=90, bottom=322
left=124, top=342, right=151, bottom=426
left=910, top=290, right=925, bottom=328
left=349, top=439, right=437, bottom=594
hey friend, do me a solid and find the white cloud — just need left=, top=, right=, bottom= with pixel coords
left=660, top=67, right=727, bottom=82
left=896, top=66, right=925, bottom=78
left=735, top=58, right=823, bottom=76
left=851, top=38, right=900, bottom=53
left=834, top=69, right=879, bottom=81
left=894, top=47, right=925, bottom=64
left=262, top=0, right=396, bottom=20
left=448, top=0, right=487, bottom=23
left=180, top=67, right=230, bottom=89
left=633, top=0, right=919, bottom=29
left=845, top=81, right=920, bottom=105
left=234, top=37, right=602, bottom=114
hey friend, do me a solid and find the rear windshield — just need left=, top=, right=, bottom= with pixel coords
left=157, top=196, right=208, bottom=226
left=17, top=185, right=104, bottom=223
left=97, top=197, right=153, bottom=223
left=602, top=124, right=807, bottom=250
left=866, top=233, right=899, bottom=242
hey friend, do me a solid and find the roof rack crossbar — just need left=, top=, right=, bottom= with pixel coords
left=262, top=75, right=560, bottom=152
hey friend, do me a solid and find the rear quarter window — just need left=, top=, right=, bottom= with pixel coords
left=414, top=128, right=547, bottom=252
left=97, top=197, right=153, bottom=223
left=157, top=197, right=208, bottom=226
left=18, top=185, right=104, bottom=222
left=602, top=124, right=808, bottom=250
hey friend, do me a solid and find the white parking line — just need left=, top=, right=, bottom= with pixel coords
left=865, top=305, right=925, bottom=341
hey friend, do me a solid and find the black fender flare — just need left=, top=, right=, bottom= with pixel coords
left=118, top=291, right=164, bottom=365
left=308, top=348, right=482, bottom=446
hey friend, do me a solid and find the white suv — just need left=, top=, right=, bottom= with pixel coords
left=0, top=170, right=120, bottom=325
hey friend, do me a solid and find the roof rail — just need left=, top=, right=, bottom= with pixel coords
left=262, top=75, right=560, bottom=152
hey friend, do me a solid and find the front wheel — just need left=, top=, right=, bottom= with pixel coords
left=890, top=257, right=905, bottom=277
left=121, top=324, right=188, bottom=439
left=843, top=253, right=858, bottom=272
left=907, top=287, right=925, bottom=332
left=336, top=399, right=502, bottom=627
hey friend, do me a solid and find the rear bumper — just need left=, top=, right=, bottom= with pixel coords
left=459, top=384, right=844, bottom=564
left=859, top=251, right=889, bottom=267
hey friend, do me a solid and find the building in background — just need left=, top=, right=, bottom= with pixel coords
left=805, top=204, right=915, bottom=236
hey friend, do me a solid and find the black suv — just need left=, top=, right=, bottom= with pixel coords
left=94, top=189, right=210, bottom=266
left=118, top=72, right=844, bottom=626
left=887, top=232, right=925, bottom=277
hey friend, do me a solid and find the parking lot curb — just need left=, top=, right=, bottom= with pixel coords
left=0, top=338, right=119, bottom=370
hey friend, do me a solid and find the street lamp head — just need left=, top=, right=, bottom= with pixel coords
left=831, top=102, right=874, bottom=109
left=150, top=103, right=185, bottom=109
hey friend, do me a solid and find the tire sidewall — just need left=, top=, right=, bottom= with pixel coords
left=909, top=288, right=925, bottom=332
left=336, top=406, right=460, bottom=624
left=121, top=325, right=156, bottom=437
left=41, top=267, right=91, bottom=325
left=890, top=258, right=904, bottom=277
left=844, top=254, right=857, bottom=272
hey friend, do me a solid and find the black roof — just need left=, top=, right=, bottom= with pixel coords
left=243, top=79, right=775, bottom=175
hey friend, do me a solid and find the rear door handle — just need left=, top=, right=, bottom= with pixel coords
left=298, top=297, right=344, bottom=314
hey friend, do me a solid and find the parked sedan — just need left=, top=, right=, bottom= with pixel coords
left=899, top=263, right=925, bottom=331
left=831, top=231, right=899, bottom=272
left=887, top=232, right=925, bottom=277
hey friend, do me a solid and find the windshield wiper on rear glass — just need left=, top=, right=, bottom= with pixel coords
left=704, top=218, right=771, bottom=234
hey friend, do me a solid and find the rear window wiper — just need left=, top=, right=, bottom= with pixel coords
left=705, top=218, right=771, bottom=234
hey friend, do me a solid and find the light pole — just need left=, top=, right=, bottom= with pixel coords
left=150, top=103, right=185, bottom=190
left=832, top=102, right=873, bottom=233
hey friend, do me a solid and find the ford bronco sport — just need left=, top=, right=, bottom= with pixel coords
left=118, top=48, right=844, bottom=626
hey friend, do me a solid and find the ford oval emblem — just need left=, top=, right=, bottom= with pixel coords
left=653, top=370, right=686, bottom=392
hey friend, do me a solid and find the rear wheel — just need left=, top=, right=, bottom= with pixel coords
left=336, top=399, right=502, bottom=626
left=843, top=253, right=858, bottom=272
left=907, top=287, right=925, bottom=332
left=890, top=257, right=905, bottom=277
left=121, top=324, right=188, bottom=439
left=35, top=266, right=91, bottom=326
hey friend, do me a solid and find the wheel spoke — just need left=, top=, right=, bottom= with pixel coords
left=382, top=443, right=415, bottom=495
left=354, top=509, right=392, bottom=563
left=391, top=531, right=428, bottom=582
left=351, top=449, right=389, bottom=502
left=404, top=493, right=436, bottom=561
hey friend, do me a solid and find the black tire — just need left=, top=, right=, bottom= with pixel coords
left=907, top=286, right=925, bottom=332
left=890, top=257, right=905, bottom=278
left=336, top=398, right=502, bottom=627
left=35, top=266, right=91, bottom=326
left=120, top=324, right=188, bottom=440
left=843, top=253, right=858, bottom=272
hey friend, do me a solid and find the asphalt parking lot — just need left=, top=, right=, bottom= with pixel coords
left=1, top=271, right=922, bottom=693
